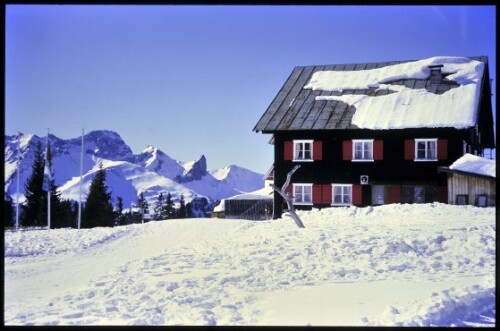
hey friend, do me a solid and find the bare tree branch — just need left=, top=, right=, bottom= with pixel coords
left=271, top=165, right=305, bottom=228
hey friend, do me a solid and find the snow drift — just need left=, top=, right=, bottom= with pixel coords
left=4, top=203, right=495, bottom=326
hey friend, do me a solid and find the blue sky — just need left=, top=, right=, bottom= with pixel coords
left=5, top=5, right=496, bottom=173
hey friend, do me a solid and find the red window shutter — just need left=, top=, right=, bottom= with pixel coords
left=373, top=140, right=384, bottom=160
left=312, top=184, right=322, bottom=204
left=352, top=184, right=362, bottom=205
left=388, top=185, right=401, bottom=204
left=322, top=184, right=332, bottom=204
left=437, top=139, right=448, bottom=160
left=313, top=141, right=323, bottom=160
left=343, top=140, right=352, bottom=160
left=404, top=139, right=414, bottom=160
left=284, top=141, right=293, bottom=161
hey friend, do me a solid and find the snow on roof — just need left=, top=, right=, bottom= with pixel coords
left=226, top=182, right=274, bottom=201
left=304, top=56, right=484, bottom=130
left=449, top=153, right=495, bottom=178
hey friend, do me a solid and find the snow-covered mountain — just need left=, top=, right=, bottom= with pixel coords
left=4, top=130, right=265, bottom=209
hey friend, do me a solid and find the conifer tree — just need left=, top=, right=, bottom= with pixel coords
left=177, top=194, right=187, bottom=218
left=186, top=202, right=193, bottom=218
left=136, top=192, right=149, bottom=216
left=4, top=194, right=15, bottom=228
left=53, top=199, right=77, bottom=228
left=154, top=193, right=164, bottom=220
left=115, top=196, right=124, bottom=225
left=21, top=141, right=46, bottom=227
left=43, top=142, right=65, bottom=229
left=162, top=192, right=175, bottom=219
left=83, top=162, right=115, bottom=228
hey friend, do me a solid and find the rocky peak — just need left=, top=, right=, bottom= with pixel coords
left=177, top=155, right=207, bottom=183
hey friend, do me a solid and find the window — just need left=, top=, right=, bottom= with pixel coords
left=293, top=140, right=313, bottom=161
left=332, top=184, right=352, bottom=205
left=475, top=194, right=488, bottom=207
left=353, top=140, right=373, bottom=161
left=293, top=184, right=313, bottom=205
left=456, top=195, right=468, bottom=205
left=415, top=139, right=437, bottom=161
left=414, top=187, right=425, bottom=204
left=373, top=186, right=385, bottom=205
left=402, top=186, right=426, bottom=204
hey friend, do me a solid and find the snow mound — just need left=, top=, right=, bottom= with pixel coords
left=4, top=203, right=495, bottom=326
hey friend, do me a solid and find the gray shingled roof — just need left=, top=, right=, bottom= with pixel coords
left=253, top=56, right=488, bottom=133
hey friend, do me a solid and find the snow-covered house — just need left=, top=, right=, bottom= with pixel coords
left=438, top=154, right=496, bottom=207
left=253, top=56, right=494, bottom=218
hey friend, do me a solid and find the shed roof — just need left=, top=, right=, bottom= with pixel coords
left=254, top=56, right=489, bottom=132
left=448, top=153, right=496, bottom=178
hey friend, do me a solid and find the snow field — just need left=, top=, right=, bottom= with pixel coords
left=4, top=203, right=495, bottom=326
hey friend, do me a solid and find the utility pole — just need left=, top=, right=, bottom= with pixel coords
left=46, top=128, right=51, bottom=230
left=78, top=128, right=84, bottom=230
left=15, top=132, right=21, bottom=231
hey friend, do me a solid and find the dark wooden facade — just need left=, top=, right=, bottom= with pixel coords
left=271, top=128, right=467, bottom=217
left=253, top=56, right=494, bottom=218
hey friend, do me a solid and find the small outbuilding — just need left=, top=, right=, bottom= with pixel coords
left=213, top=184, right=274, bottom=220
left=439, top=153, right=496, bottom=207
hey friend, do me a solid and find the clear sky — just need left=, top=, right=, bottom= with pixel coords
left=5, top=5, right=496, bottom=174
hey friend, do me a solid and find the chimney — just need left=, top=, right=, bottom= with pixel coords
left=428, top=64, right=444, bottom=84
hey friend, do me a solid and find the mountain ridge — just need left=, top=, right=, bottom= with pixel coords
left=4, top=130, right=265, bottom=210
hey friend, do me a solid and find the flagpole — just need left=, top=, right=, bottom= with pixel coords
left=15, top=132, right=21, bottom=231
left=78, top=128, right=84, bottom=230
left=46, top=128, right=51, bottom=230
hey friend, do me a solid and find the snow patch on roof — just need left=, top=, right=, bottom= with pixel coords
left=449, top=154, right=495, bottom=178
left=306, top=56, right=484, bottom=129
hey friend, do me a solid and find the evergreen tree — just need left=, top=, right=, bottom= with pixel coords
left=115, top=196, right=124, bottom=225
left=21, top=141, right=46, bottom=227
left=177, top=194, right=187, bottom=218
left=43, top=142, right=65, bottom=229
left=154, top=193, right=164, bottom=220
left=4, top=194, right=15, bottom=228
left=162, top=192, right=175, bottom=219
left=136, top=192, right=149, bottom=216
left=53, top=199, right=77, bottom=229
left=186, top=202, right=193, bottom=218
left=83, top=163, right=115, bottom=228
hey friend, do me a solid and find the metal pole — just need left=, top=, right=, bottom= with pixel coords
left=47, top=129, right=51, bottom=230
left=15, top=132, right=21, bottom=231
left=78, top=129, right=84, bottom=229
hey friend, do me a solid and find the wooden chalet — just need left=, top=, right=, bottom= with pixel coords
left=253, top=56, right=494, bottom=218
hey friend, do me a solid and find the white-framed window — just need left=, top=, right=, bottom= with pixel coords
left=332, top=184, right=352, bottom=206
left=352, top=140, right=373, bottom=161
left=293, top=183, right=313, bottom=205
left=293, top=140, right=313, bottom=161
left=415, top=139, right=437, bottom=161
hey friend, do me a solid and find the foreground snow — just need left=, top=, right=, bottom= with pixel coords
left=4, top=203, right=495, bottom=326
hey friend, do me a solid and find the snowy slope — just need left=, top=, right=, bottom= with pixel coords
left=4, top=203, right=495, bottom=326
left=4, top=131, right=265, bottom=207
